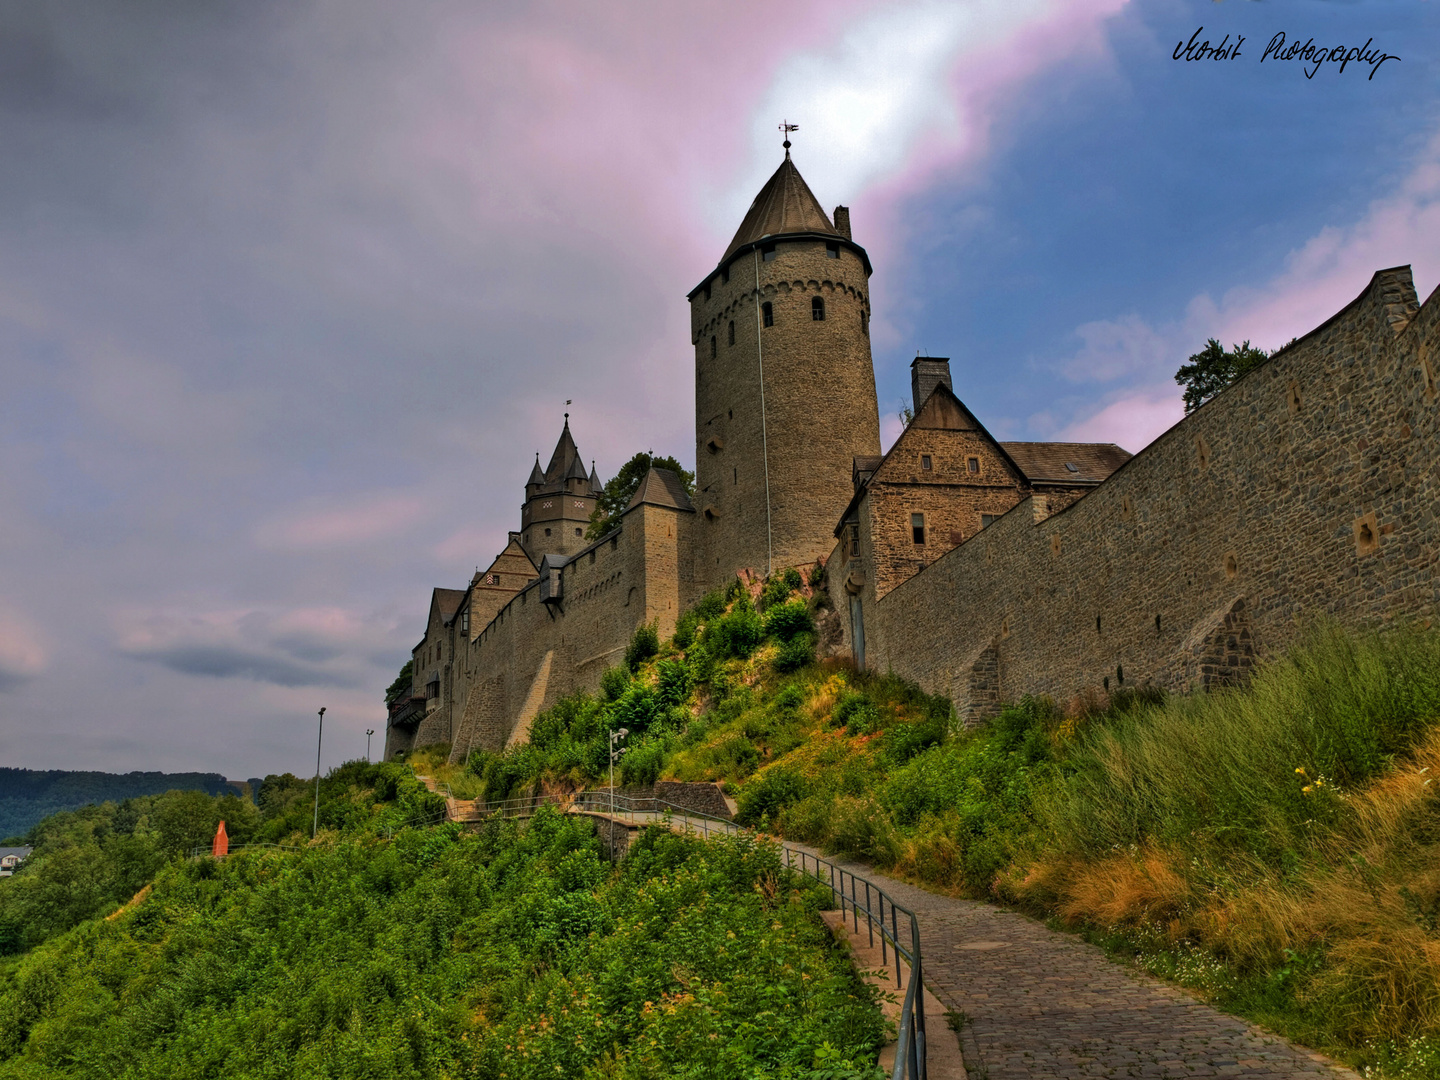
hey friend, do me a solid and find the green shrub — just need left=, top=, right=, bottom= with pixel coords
left=707, top=597, right=764, bottom=659
left=600, top=665, right=630, bottom=702
left=835, top=692, right=881, bottom=735
left=672, top=608, right=700, bottom=649
left=735, top=766, right=809, bottom=825
left=764, top=598, right=816, bottom=641
left=775, top=632, right=817, bottom=673
left=656, top=657, right=693, bottom=708
left=625, top=621, right=660, bottom=671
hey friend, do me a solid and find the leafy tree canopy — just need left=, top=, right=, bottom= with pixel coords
left=1174, top=338, right=1269, bottom=413
left=385, top=659, right=413, bottom=703
left=586, top=452, right=696, bottom=541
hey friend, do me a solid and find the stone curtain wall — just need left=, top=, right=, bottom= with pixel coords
left=443, top=501, right=694, bottom=763
left=866, top=267, right=1438, bottom=718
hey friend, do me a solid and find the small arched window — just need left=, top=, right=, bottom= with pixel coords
left=727, top=320, right=735, bottom=346
left=812, top=297, right=825, bottom=321
left=709, top=335, right=716, bottom=358
left=761, top=302, right=773, bottom=328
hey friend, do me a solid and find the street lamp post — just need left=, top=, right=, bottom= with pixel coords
left=366, top=729, right=375, bottom=762
left=312, top=707, right=326, bottom=838
left=608, top=727, right=629, bottom=817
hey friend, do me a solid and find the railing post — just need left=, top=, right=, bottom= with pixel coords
left=866, top=881, right=874, bottom=947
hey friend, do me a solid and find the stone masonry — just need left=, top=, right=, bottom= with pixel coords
left=856, top=266, right=1438, bottom=718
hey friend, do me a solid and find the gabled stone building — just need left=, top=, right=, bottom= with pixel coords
left=386, top=144, right=1439, bottom=760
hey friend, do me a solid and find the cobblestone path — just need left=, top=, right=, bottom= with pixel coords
left=786, top=846, right=1358, bottom=1080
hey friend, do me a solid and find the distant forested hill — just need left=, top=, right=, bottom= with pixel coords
left=0, top=768, right=243, bottom=839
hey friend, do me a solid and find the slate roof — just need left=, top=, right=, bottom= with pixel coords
left=527, top=455, right=546, bottom=486
left=433, top=588, right=467, bottom=623
left=0, top=848, right=31, bottom=859
left=625, top=467, right=694, bottom=512
left=588, top=462, right=602, bottom=495
left=723, top=155, right=842, bottom=261
left=543, top=418, right=583, bottom=483
left=999, top=442, right=1132, bottom=484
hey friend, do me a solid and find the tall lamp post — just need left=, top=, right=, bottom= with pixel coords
left=608, top=727, right=629, bottom=817
left=312, top=707, right=326, bottom=838
left=366, top=729, right=375, bottom=762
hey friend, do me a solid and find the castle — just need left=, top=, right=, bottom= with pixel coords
left=384, top=146, right=1440, bottom=761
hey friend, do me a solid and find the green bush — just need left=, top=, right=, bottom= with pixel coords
left=764, top=598, right=816, bottom=642
left=656, top=657, right=693, bottom=708
left=600, top=665, right=630, bottom=702
left=735, top=766, right=809, bottom=825
left=707, top=596, right=764, bottom=660
left=835, top=692, right=881, bottom=735
left=625, top=621, right=660, bottom=672
left=775, top=632, right=817, bottom=673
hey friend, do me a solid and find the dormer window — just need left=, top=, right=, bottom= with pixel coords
left=761, top=243, right=777, bottom=261
left=811, top=297, right=825, bottom=321
left=762, top=302, right=773, bottom=328
left=1065, top=462, right=1080, bottom=473
left=825, top=241, right=839, bottom=258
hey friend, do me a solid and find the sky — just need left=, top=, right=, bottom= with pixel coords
left=0, top=0, right=1436, bottom=778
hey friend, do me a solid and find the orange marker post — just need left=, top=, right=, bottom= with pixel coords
left=212, top=820, right=229, bottom=858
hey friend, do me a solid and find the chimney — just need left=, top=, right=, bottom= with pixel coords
left=833, top=205, right=851, bottom=239
left=910, top=356, right=953, bottom=412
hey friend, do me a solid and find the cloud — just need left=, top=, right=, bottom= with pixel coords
left=718, top=0, right=1128, bottom=234
left=1047, top=127, right=1440, bottom=451
left=115, top=606, right=399, bottom=689
left=0, top=612, right=47, bottom=692
left=253, top=494, right=431, bottom=550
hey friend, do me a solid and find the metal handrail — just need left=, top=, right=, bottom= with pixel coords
left=569, top=791, right=927, bottom=1080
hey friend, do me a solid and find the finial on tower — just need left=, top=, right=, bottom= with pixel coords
left=780, top=120, right=799, bottom=158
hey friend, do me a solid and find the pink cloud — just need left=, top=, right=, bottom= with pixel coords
left=0, top=611, right=47, bottom=691
left=1056, top=390, right=1183, bottom=452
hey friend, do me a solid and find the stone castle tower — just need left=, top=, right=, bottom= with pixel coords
left=517, top=416, right=603, bottom=564
left=687, top=146, right=881, bottom=593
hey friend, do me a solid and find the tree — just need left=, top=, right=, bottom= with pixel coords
left=1174, top=338, right=1269, bottom=412
left=586, top=453, right=696, bottom=540
left=385, top=660, right=413, bottom=704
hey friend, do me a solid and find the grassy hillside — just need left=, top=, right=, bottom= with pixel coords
left=0, top=769, right=243, bottom=840
left=458, top=576, right=1440, bottom=1079
left=0, top=757, right=887, bottom=1079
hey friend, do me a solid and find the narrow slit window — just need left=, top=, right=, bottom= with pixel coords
left=727, top=320, right=735, bottom=346
left=861, top=309, right=868, bottom=334
left=761, top=301, right=773, bottom=327
left=911, top=513, right=926, bottom=545
left=848, top=523, right=860, bottom=558
left=709, top=335, right=716, bottom=358
left=811, top=297, right=825, bottom=321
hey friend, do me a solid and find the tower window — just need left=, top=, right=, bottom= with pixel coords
left=762, top=302, right=773, bottom=327
left=967, top=457, right=980, bottom=474
left=861, top=310, right=868, bottom=334
left=761, top=243, right=777, bottom=261
left=911, top=514, right=926, bottom=545
left=848, top=523, right=860, bottom=558
left=811, top=297, right=825, bottom=321
left=825, top=241, right=839, bottom=258
left=920, top=455, right=932, bottom=470
left=544, top=528, right=551, bottom=537
left=575, top=527, right=582, bottom=536
left=710, top=336, right=716, bottom=358
left=728, top=320, right=735, bottom=346
left=733, top=467, right=737, bottom=485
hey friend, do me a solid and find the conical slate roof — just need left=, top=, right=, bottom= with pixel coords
left=527, top=454, right=546, bottom=487
left=543, top=418, right=582, bottom=482
left=565, top=452, right=590, bottom=483
left=588, top=461, right=602, bottom=494
left=723, top=155, right=841, bottom=260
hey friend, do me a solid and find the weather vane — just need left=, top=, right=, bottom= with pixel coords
left=780, top=120, right=798, bottom=156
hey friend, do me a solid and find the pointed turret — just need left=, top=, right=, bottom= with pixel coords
left=526, top=454, right=545, bottom=489
left=723, top=155, right=843, bottom=261
left=544, top=416, right=581, bottom=482
left=588, top=461, right=602, bottom=495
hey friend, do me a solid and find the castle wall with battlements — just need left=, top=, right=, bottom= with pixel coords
left=858, top=267, right=1439, bottom=722
left=439, top=499, right=694, bottom=762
